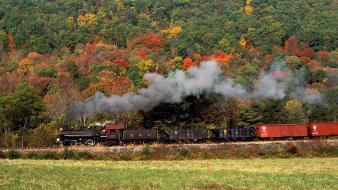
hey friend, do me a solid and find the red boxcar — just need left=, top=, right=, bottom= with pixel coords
left=256, top=124, right=308, bottom=138
left=308, top=122, right=338, bottom=136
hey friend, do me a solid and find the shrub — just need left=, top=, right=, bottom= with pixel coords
left=1, top=133, right=19, bottom=148
left=27, top=152, right=41, bottom=159
left=7, top=150, right=21, bottom=159
left=141, top=145, right=152, bottom=159
left=319, top=145, right=338, bottom=155
left=27, top=121, right=59, bottom=148
left=178, top=148, right=189, bottom=157
left=77, top=152, right=92, bottom=160
left=62, top=149, right=76, bottom=159
left=0, top=151, right=6, bottom=158
left=42, top=151, right=57, bottom=160
left=286, top=144, right=298, bottom=155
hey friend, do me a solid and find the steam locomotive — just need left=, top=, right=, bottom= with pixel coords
left=57, top=122, right=338, bottom=146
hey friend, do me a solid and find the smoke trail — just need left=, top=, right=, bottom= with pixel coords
left=254, top=62, right=322, bottom=103
left=72, top=61, right=247, bottom=115
left=72, top=60, right=322, bottom=116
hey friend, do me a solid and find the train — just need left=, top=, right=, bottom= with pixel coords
left=57, top=122, right=338, bottom=146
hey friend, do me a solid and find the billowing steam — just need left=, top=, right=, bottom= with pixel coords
left=72, top=60, right=321, bottom=115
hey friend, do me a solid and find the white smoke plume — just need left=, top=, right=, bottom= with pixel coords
left=254, top=62, right=322, bottom=103
left=72, top=61, right=322, bottom=115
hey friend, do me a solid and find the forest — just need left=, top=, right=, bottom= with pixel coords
left=0, top=0, right=337, bottom=147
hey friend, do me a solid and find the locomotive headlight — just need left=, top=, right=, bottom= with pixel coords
left=313, top=125, right=317, bottom=129
left=262, top=126, right=266, bottom=130
left=56, top=138, right=60, bottom=142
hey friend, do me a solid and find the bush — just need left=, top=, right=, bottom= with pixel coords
left=77, top=152, right=92, bottom=160
left=7, top=150, right=21, bottom=159
left=62, top=149, right=76, bottom=159
left=286, top=144, right=298, bottom=155
left=178, top=148, right=189, bottom=157
left=0, top=133, right=19, bottom=148
left=0, top=151, right=6, bottom=159
left=27, top=121, right=59, bottom=148
left=27, top=152, right=41, bottom=159
left=42, top=152, right=57, bottom=160
left=319, top=146, right=338, bottom=155
left=141, top=145, right=152, bottom=159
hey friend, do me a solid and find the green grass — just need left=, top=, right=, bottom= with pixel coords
left=0, top=158, right=337, bottom=190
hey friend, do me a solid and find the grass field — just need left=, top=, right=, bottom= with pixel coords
left=0, top=158, right=337, bottom=190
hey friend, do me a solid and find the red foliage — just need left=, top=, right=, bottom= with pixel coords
left=142, top=34, right=162, bottom=49
left=28, top=76, right=53, bottom=95
left=136, top=48, right=148, bottom=59
left=284, top=36, right=300, bottom=56
left=112, top=58, right=129, bottom=68
left=182, top=57, right=195, bottom=70
left=316, top=50, right=329, bottom=61
left=193, top=53, right=202, bottom=61
left=264, top=54, right=273, bottom=62
left=308, top=60, right=319, bottom=69
left=301, top=48, right=314, bottom=58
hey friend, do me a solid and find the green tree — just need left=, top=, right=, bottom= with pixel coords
left=7, top=83, right=45, bottom=147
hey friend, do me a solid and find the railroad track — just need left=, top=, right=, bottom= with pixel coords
left=1, top=138, right=337, bottom=152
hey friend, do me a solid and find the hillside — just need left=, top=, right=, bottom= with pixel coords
left=0, top=0, right=337, bottom=148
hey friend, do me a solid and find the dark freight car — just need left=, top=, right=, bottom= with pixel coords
left=309, top=122, right=338, bottom=137
left=212, top=128, right=255, bottom=141
left=256, top=123, right=308, bottom=138
left=60, top=129, right=100, bottom=145
left=163, top=128, right=208, bottom=142
left=122, top=129, right=158, bottom=142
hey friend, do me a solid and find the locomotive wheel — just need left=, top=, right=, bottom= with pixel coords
left=85, top=139, right=95, bottom=146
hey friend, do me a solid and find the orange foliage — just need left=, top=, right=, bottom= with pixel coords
left=300, top=56, right=311, bottom=63
left=83, top=71, right=132, bottom=98
left=308, top=60, right=319, bottom=69
left=315, top=50, right=329, bottom=61
left=182, top=57, right=195, bottom=70
left=112, top=58, right=129, bottom=68
left=201, top=51, right=233, bottom=64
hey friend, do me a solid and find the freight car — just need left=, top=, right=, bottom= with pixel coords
left=308, top=122, right=338, bottom=137
left=212, top=127, right=256, bottom=141
left=57, top=122, right=338, bottom=146
left=162, top=127, right=208, bottom=142
left=256, top=123, right=308, bottom=139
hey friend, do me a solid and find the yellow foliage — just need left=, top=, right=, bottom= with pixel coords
left=77, top=13, right=97, bottom=26
left=166, top=56, right=183, bottom=70
left=239, top=37, right=247, bottom=47
left=115, top=0, right=124, bottom=11
left=66, top=16, right=74, bottom=27
left=285, top=100, right=302, bottom=111
left=161, top=26, right=183, bottom=38
left=18, top=58, right=31, bottom=73
left=138, top=59, right=155, bottom=73
left=243, top=0, right=253, bottom=15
